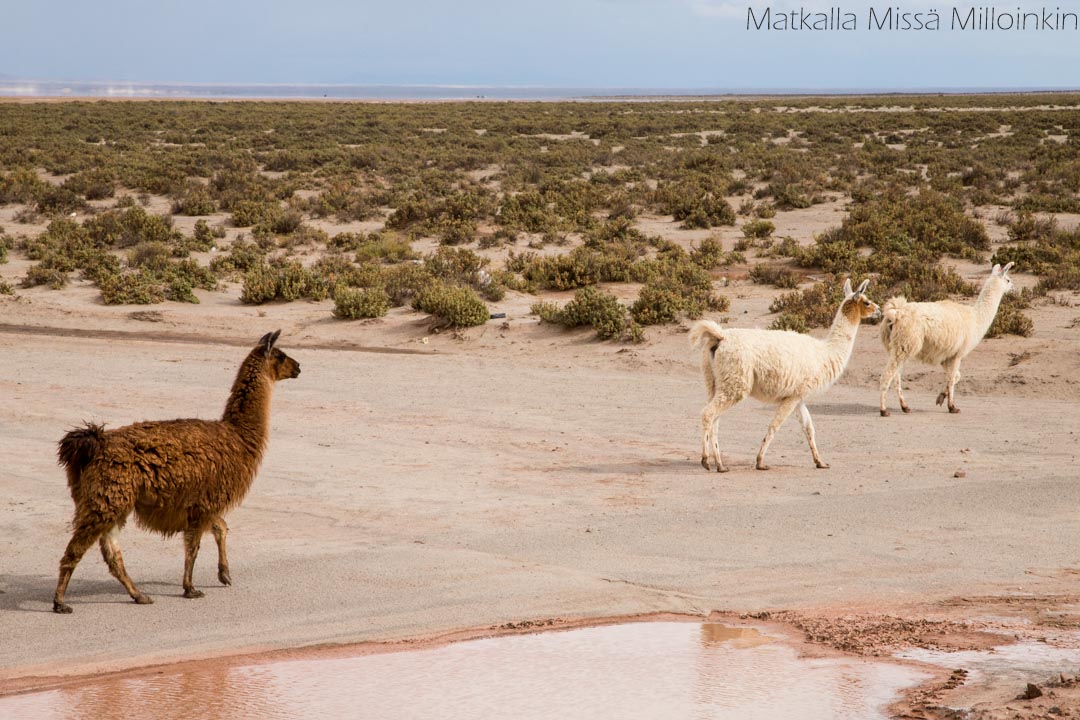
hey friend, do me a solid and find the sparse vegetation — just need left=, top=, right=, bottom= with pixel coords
left=0, top=95, right=1074, bottom=332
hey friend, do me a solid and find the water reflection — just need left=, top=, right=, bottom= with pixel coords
left=2, top=623, right=926, bottom=719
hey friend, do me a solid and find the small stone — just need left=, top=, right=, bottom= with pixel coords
left=1019, top=683, right=1043, bottom=700
left=954, top=470, right=967, bottom=478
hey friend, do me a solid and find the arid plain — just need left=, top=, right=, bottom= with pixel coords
left=1, top=96, right=1079, bottom=717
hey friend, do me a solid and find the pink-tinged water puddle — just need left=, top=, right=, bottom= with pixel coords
left=1, top=622, right=928, bottom=719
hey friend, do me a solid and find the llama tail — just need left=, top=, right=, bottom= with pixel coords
left=689, top=320, right=725, bottom=355
left=879, top=296, right=907, bottom=347
left=57, top=423, right=106, bottom=499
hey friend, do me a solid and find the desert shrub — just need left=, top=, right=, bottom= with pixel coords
left=98, top=271, right=166, bottom=304
left=414, top=282, right=489, bottom=327
left=742, top=219, right=775, bottom=239
left=63, top=168, right=116, bottom=200
left=94, top=248, right=216, bottom=305
left=0, top=169, right=48, bottom=204
left=768, top=281, right=849, bottom=332
left=306, top=183, right=376, bottom=222
left=333, top=285, right=390, bottom=319
left=769, top=188, right=990, bottom=327
left=209, top=239, right=267, bottom=277
left=438, top=218, right=477, bottom=245
left=19, top=218, right=118, bottom=288
left=84, top=206, right=179, bottom=248
left=188, top=219, right=223, bottom=251
left=749, top=263, right=800, bottom=289
left=381, top=263, right=437, bottom=306
left=22, top=264, right=69, bottom=289
left=240, top=263, right=282, bottom=304
left=0, top=279, right=13, bottom=295
left=659, top=180, right=736, bottom=229
left=770, top=313, right=810, bottom=333
left=992, top=221, right=1080, bottom=291
left=630, top=261, right=729, bottom=325
left=532, top=285, right=629, bottom=340
left=172, top=184, right=216, bottom=215
left=127, top=241, right=171, bottom=272
left=690, top=237, right=726, bottom=269
left=36, top=186, right=88, bottom=215
left=276, top=223, right=328, bottom=250
left=360, top=234, right=416, bottom=264
left=498, top=191, right=557, bottom=233
left=425, top=246, right=487, bottom=286
left=986, top=289, right=1035, bottom=338
left=268, top=209, right=303, bottom=235
left=231, top=200, right=282, bottom=228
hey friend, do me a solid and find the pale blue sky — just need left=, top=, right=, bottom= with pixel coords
left=1, top=0, right=1077, bottom=89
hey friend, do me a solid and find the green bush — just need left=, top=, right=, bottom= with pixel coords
left=231, top=200, right=282, bottom=228
left=99, top=271, right=166, bottom=304
left=22, top=264, right=69, bottom=289
left=240, top=263, right=283, bottom=304
left=986, top=290, right=1035, bottom=338
left=742, top=220, right=775, bottom=239
left=414, top=282, right=489, bottom=327
left=333, top=285, right=391, bottom=319
left=749, top=263, right=800, bottom=289
left=533, top=285, right=629, bottom=340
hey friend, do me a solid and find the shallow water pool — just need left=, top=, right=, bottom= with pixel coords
left=2, top=622, right=927, bottom=719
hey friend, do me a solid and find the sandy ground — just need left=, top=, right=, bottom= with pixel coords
left=2, top=238, right=1080, bottom=716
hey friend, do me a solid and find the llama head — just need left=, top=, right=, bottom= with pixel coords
left=841, top=278, right=881, bottom=322
left=989, top=262, right=1016, bottom=294
left=257, top=330, right=301, bottom=381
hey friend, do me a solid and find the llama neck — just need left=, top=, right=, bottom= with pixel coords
left=820, top=302, right=861, bottom=383
left=222, top=356, right=273, bottom=453
left=972, top=278, right=1006, bottom=337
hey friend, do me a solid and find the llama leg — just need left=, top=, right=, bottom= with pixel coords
left=182, top=527, right=206, bottom=599
left=896, top=366, right=911, bottom=414
left=936, top=358, right=962, bottom=413
left=700, top=393, right=739, bottom=472
left=872, top=358, right=898, bottom=416
left=99, top=529, right=152, bottom=605
left=797, top=402, right=829, bottom=469
left=53, top=519, right=108, bottom=613
left=756, top=397, right=800, bottom=471
left=946, top=359, right=962, bottom=413
left=211, top=517, right=231, bottom=586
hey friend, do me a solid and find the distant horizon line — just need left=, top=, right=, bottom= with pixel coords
left=2, top=77, right=1079, bottom=99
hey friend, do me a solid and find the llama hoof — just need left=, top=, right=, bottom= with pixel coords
left=218, top=569, right=232, bottom=586
left=755, top=463, right=770, bottom=471
left=949, top=406, right=961, bottom=414
left=133, top=594, right=153, bottom=605
left=700, top=457, right=710, bottom=471
left=716, top=465, right=729, bottom=473
left=880, top=409, right=890, bottom=417
left=815, top=462, right=830, bottom=469
left=183, top=588, right=205, bottom=599
left=936, top=392, right=947, bottom=406
left=901, top=404, right=911, bottom=414
left=53, top=601, right=73, bottom=614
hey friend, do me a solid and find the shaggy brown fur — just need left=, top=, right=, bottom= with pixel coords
left=52, top=330, right=300, bottom=613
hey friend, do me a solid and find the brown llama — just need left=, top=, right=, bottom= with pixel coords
left=52, top=330, right=300, bottom=613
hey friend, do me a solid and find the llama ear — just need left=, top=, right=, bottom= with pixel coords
left=258, top=330, right=281, bottom=354
left=842, top=278, right=853, bottom=296
left=1002, top=261, right=1015, bottom=276
left=991, top=263, right=1002, bottom=276
left=856, top=279, right=870, bottom=294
